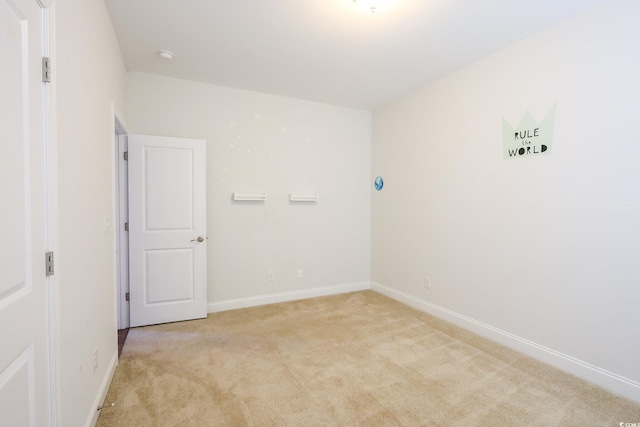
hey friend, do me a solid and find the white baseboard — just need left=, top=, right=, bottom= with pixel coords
left=208, top=281, right=371, bottom=313
left=370, top=281, right=640, bottom=403
left=84, top=350, right=118, bottom=427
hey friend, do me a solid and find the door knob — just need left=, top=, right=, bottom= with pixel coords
left=191, top=236, right=205, bottom=243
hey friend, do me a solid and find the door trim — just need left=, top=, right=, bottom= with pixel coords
left=113, top=117, right=128, bottom=330
left=41, top=1, right=60, bottom=425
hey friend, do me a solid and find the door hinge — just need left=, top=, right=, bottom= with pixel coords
left=123, top=151, right=128, bottom=161
left=45, top=251, right=54, bottom=276
left=124, top=222, right=129, bottom=231
left=125, top=292, right=130, bottom=302
left=42, top=57, right=51, bottom=83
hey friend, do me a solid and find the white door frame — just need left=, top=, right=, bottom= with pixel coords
left=113, top=120, right=129, bottom=330
left=42, top=1, right=61, bottom=424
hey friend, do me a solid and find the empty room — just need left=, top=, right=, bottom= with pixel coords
left=1, top=0, right=639, bottom=426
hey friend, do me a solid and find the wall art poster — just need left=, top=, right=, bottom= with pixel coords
left=503, top=105, right=556, bottom=159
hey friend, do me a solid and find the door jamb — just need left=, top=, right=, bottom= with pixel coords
left=113, top=115, right=129, bottom=330
left=42, top=2, right=61, bottom=425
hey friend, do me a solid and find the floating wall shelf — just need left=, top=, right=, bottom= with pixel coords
left=233, top=193, right=267, bottom=201
left=290, top=194, right=320, bottom=202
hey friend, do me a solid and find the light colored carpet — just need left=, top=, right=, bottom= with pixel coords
left=97, top=291, right=640, bottom=426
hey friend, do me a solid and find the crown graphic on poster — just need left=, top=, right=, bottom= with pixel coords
left=502, top=105, right=556, bottom=159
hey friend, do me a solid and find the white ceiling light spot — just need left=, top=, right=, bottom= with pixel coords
left=353, top=0, right=379, bottom=13
left=158, top=49, right=173, bottom=60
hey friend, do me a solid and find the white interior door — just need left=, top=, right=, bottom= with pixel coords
left=128, top=135, right=207, bottom=327
left=0, top=0, right=52, bottom=425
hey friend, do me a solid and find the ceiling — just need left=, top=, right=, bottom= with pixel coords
left=104, top=0, right=603, bottom=110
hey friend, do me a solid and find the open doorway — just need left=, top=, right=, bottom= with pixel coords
left=114, top=117, right=129, bottom=357
left=113, top=128, right=208, bottom=353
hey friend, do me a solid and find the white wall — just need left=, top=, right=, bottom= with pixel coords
left=372, top=0, right=640, bottom=400
left=54, top=0, right=126, bottom=425
left=125, top=73, right=371, bottom=308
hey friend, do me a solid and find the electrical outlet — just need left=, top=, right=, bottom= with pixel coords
left=93, top=347, right=98, bottom=374
left=424, top=277, right=432, bottom=289
left=296, top=268, right=303, bottom=278
left=268, top=271, right=275, bottom=282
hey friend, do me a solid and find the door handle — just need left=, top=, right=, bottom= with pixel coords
left=191, top=236, right=205, bottom=243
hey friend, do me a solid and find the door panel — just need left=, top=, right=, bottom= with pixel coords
left=0, top=0, right=27, bottom=298
left=128, top=135, right=207, bottom=327
left=145, top=147, right=193, bottom=230
left=145, top=248, right=194, bottom=303
left=0, top=347, right=33, bottom=427
left=0, top=0, right=51, bottom=425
